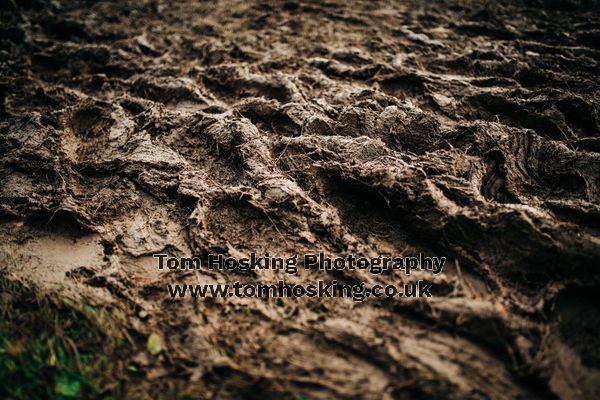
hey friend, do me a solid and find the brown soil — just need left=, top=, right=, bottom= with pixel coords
left=1, top=0, right=600, bottom=398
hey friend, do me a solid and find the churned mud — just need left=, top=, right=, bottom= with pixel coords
left=1, top=0, right=600, bottom=398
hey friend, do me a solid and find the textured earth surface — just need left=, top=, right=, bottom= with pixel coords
left=1, top=0, right=600, bottom=398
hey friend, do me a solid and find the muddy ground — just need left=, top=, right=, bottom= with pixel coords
left=1, top=0, right=600, bottom=398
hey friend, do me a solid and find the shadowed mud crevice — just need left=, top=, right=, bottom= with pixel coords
left=26, top=209, right=94, bottom=238
left=481, top=150, right=520, bottom=203
left=555, top=288, right=600, bottom=368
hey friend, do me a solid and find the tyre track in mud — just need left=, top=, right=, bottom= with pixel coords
left=1, top=0, right=600, bottom=398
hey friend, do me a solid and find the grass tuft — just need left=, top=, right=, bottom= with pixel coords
left=0, top=274, right=133, bottom=399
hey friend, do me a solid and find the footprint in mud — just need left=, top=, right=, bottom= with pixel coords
left=67, top=99, right=134, bottom=162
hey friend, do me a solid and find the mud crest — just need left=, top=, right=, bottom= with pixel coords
left=1, top=0, right=600, bottom=398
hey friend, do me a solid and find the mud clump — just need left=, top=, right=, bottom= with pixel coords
left=1, top=0, right=600, bottom=399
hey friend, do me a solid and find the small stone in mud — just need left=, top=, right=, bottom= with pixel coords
left=431, top=93, right=454, bottom=108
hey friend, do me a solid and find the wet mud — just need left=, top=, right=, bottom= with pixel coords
left=1, top=0, right=600, bottom=398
